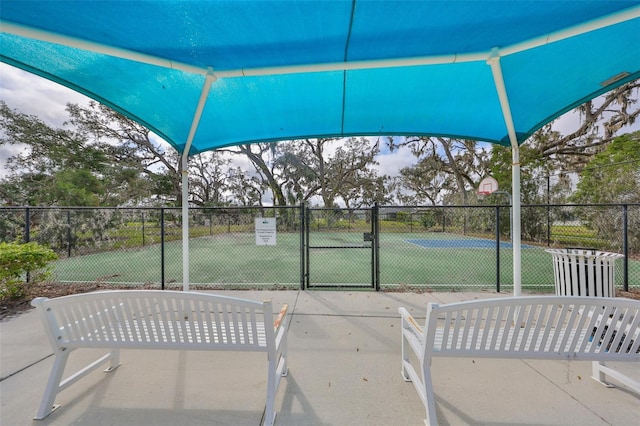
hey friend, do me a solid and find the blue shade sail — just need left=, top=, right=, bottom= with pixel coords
left=1, top=1, right=639, bottom=156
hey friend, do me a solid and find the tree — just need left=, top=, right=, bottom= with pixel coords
left=396, top=154, right=447, bottom=205
left=189, top=152, right=234, bottom=207
left=274, top=137, right=385, bottom=208
left=226, top=168, right=265, bottom=206
left=530, top=81, right=639, bottom=171
left=571, top=131, right=640, bottom=204
left=66, top=102, right=182, bottom=205
left=220, top=143, right=288, bottom=206
left=486, top=143, right=552, bottom=204
left=338, top=171, right=393, bottom=210
left=314, top=137, right=382, bottom=208
left=272, top=141, right=318, bottom=205
left=486, top=143, right=561, bottom=242
left=0, top=101, right=110, bottom=206
left=570, top=131, right=640, bottom=252
left=223, top=137, right=386, bottom=208
left=392, top=137, right=490, bottom=205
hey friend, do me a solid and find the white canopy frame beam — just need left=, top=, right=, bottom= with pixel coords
left=2, top=5, right=637, bottom=78
left=181, top=70, right=217, bottom=291
left=487, top=49, right=522, bottom=297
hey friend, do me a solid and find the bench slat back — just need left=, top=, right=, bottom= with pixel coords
left=425, top=296, right=640, bottom=361
left=32, top=290, right=275, bottom=351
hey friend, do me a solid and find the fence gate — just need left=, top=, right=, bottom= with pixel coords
left=304, top=206, right=379, bottom=289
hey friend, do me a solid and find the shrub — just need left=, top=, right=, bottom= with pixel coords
left=395, top=211, right=409, bottom=222
left=420, top=211, right=436, bottom=229
left=0, top=242, right=58, bottom=300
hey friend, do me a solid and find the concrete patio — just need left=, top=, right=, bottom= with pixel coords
left=1, top=290, right=638, bottom=425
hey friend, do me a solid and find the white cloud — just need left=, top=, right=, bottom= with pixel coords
left=0, top=63, right=90, bottom=128
left=374, top=145, right=416, bottom=178
left=0, top=144, right=23, bottom=178
left=551, top=110, right=582, bottom=136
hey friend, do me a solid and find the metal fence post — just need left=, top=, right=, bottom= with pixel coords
left=305, top=204, right=311, bottom=288
left=373, top=203, right=380, bottom=291
left=300, top=203, right=305, bottom=290
left=25, top=207, right=30, bottom=283
left=442, top=209, right=446, bottom=232
left=161, top=207, right=165, bottom=290
left=496, top=205, right=501, bottom=293
left=24, top=207, right=30, bottom=243
left=546, top=175, right=551, bottom=247
left=67, top=210, right=72, bottom=258
left=141, top=211, right=146, bottom=247
left=623, top=204, right=628, bottom=291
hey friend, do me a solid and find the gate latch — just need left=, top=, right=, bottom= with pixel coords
left=363, top=232, right=374, bottom=242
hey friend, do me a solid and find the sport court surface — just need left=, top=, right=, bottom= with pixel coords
left=2, top=290, right=638, bottom=425
left=406, top=238, right=534, bottom=249
left=50, top=232, right=557, bottom=288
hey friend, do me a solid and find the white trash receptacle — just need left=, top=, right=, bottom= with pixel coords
left=545, top=248, right=623, bottom=297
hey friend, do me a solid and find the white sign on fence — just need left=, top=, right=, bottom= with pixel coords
left=255, top=218, right=277, bottom=246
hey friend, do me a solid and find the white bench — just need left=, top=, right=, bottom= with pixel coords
left=31, top=290, right=290, bottom=425
left=399, top=296, right=640, bottom=425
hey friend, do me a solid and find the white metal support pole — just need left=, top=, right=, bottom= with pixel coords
left=487, top=49, right=522, bottom=297
left=511, top=147, right=522, bottom=297
left=181, top=156, right=189, bottom=291
left=181, top=70, right=217, bottom=292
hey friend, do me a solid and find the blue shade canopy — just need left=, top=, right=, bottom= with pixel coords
left=1, top=1, right=639, bottom=156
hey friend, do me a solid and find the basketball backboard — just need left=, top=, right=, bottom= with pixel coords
left=478, top=176, right=499, bottom=195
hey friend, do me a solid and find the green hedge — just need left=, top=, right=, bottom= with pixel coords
left=0, top=242, right=58, bottom=299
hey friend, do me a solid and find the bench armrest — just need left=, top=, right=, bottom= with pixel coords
left=399, top=307, right=423, bottom=335
left=274, top=304, right=289, bottom=332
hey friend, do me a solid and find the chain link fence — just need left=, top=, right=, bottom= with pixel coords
left=1, top=204, right=638, bottom=292
left=377, top=204, right=638, bottom=292
left=304, top=207, right=375, bottom=288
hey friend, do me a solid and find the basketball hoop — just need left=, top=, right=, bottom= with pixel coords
left=477, top=176, right=498, bottom=197
left=477, top=191, right=490, bottom=202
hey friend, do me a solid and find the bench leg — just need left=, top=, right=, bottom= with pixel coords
left=400, top=328, right=411, bottom=382
left=401, top=344, right=409, bottom=382
left=400, top=352, right=438, bottom=425
left=279, top=354, right=288, bottom=378
left=279, top=333, right=289, bottom=378
left=592, top=361, right=614, bottom=388
left=105, top=349, right=121, bottom=372
left=34, top=349, right=70, bottom=420
left=422, top=364, right=437, bottom=426
left=264, top=359, right=277, bottom=426
left=592, top=361, right=640, bottom=394
left=34, top=349, right=121, bottom=420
